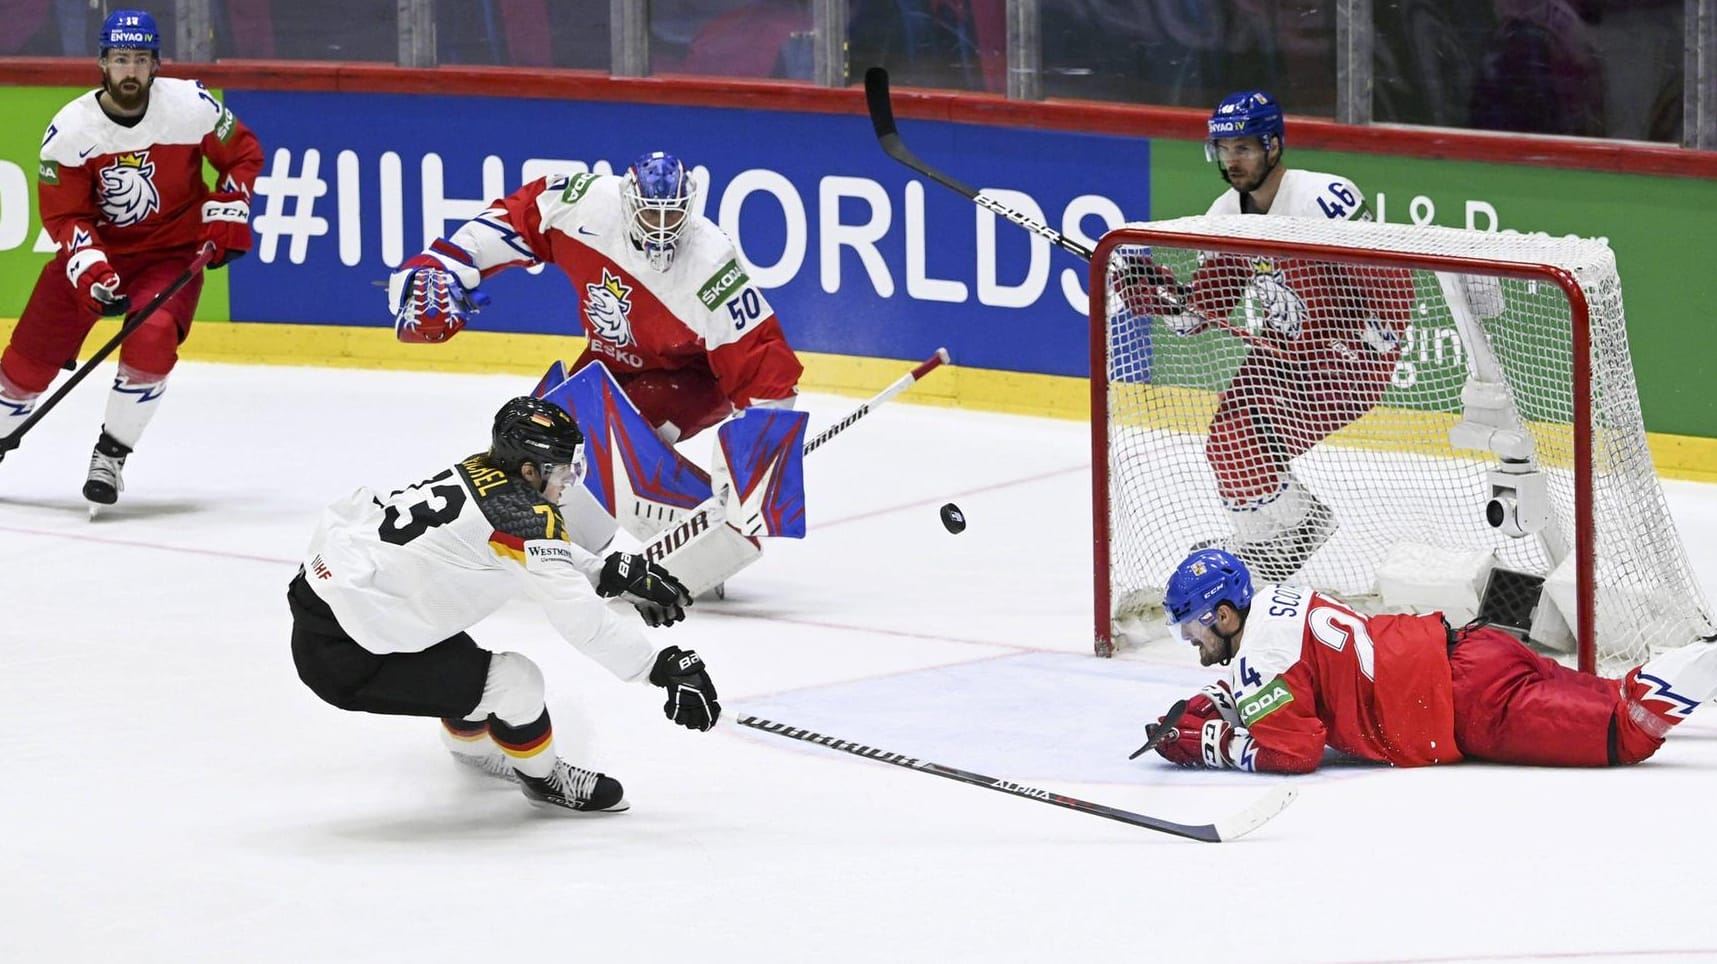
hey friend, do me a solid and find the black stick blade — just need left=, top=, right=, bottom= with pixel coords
left=1129, top=699, right=1189, bottom=759
left=863, top=67, right=896, bottom=139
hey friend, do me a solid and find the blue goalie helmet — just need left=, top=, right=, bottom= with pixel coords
left=100, top=9, right=161, bottom=53
left=1205, top=90, right=1284, bottom=161
left=622, top=151, right=697, bottom=272
left=1163, top=549, right=1255, bottom=629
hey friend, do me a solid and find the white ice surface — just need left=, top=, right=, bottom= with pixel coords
left=4, top=362, right=1717, bottom=964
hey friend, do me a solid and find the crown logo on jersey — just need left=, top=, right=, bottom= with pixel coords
left=584, top=268, right=637, bottom=349
left=98, top=149, right=160, bottom=228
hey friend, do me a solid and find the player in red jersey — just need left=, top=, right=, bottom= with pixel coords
left=387, top=151, right=802, bottom=446
left=0, top=9, right=263, bottom=510
left=1121, top=91, right=1417, bottom=583
left=1142, top=549, right=1717, bottom=773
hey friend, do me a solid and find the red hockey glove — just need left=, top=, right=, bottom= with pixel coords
left=1187, top=679, right=1238, bottom=724
left=389, top=253, right=489, bottom=344
left=66, top=248, right=127, bottom=317
left=199, top=191, right=252, bottom=268
left=1114, top=253, right=1207, bottom=335
left=1155, top=717, right=1253, bottom=770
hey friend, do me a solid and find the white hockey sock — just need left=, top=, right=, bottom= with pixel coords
left=102, top=364, right=168, bottom=449
left=1228, top=475, right=1313, bottom=543
left=464, top=652, right=556, bottom=779
left=0, top=369, right=38, bottom=437
left=1625, top=641, right=1717, bottom=736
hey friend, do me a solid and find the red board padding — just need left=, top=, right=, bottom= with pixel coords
left=2, top=56, right=1713, bottom=179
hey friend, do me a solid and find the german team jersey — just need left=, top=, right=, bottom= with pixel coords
left=302, top=453, right=656, bottom=682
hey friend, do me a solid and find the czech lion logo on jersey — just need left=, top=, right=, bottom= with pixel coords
left=99, top=152, right=161, bottom=228
left=1246, top=257, right=1308, bottom=340
left=584, top=268, right=637, bottom=348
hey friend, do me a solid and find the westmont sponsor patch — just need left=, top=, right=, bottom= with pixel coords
left=1239, top=678, right=1294, bottom=726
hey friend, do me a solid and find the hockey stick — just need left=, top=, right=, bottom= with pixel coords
left=1127, top=699, right=1189, bottom=760
left=638, top=347, right=951, bottom=557
left=738, top=714, right=1297, bottom=843
left=801, top=347, right=949, bottom=456
left=865, top=67, right=1094, bottom=262
left=0, top=241, right=217, bottom=461
left=863, top=68, right=1281, bottom=355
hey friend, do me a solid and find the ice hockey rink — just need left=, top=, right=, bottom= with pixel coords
left=5, top=360, right=1717, bottom=964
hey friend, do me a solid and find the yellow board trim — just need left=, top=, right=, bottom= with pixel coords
left=7, top=317, right=1717, bottom=481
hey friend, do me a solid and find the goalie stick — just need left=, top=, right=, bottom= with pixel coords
left=801, top=347, right=949, bottom=456
left=0, top=241, right=218, bottom=461
left=738, top=713, right=1297, bottom=843
left=862, top=67, right=1283, bottom=356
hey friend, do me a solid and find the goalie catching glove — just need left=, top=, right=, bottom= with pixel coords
left=649, top=645, right=720, bottom=731
left=598, top=551, right=693, bottom=628
left=388, top=252, right=489, bottom=343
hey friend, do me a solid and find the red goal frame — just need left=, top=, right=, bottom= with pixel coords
left=1087, top=226, right=1596, bottom=671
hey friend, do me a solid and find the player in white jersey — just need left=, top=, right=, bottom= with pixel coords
left=1121, top=91, right=1414, bottom=583
left=387, top=151, right=804, bottom=446
left=287, top=396, right=718, bottom=813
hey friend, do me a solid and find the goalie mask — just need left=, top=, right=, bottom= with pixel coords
left=622, top=152, right=697, bottom=272
left=1164, top=549, right=1254, bottom=662
left=490, top=396, right=586, bottom=493
left=1205, top=90, right=1283, bottom=160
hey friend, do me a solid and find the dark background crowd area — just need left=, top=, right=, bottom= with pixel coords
left=0, top=0, right=1687, bottom=143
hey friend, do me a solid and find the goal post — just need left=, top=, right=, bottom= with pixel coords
left=1090, top=215, right=1714, bottom=674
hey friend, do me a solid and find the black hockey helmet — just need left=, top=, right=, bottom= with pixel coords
left=490, top=396, right=584, bottom=472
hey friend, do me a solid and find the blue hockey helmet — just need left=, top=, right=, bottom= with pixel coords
left=622, top=151, right=697, bottom=272
left=1163, top=549, right=1254, bottom=640
left=99, top=9, right=161, bottom=55
left=1205, top=90, right=1284, bottom=161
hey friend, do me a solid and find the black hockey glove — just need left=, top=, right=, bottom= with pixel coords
left=649, top=646, right=720, bottom=731
left=598, top=552, right=693, bottom=628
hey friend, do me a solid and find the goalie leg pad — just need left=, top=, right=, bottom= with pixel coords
left=639, top=504, right=764, bottom=599
left=713, top=408, right=809, bottom=538
left=540, top=362, right=714, bottom=540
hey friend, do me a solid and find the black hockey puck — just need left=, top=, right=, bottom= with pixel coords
left=939, top=503, right=966, bottom=534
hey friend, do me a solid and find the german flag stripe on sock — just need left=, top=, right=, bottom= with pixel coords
left=490, top=710, right=553, bottom=760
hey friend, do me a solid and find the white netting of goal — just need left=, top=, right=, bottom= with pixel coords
left=1095, top=215, right=1714, bottom=674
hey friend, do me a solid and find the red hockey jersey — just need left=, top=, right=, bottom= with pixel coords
left=37, top=77, right=263, bottom=258
left=1226, top=585, right=1461, bottom=773
left=435, top=172, right=802, bottom=410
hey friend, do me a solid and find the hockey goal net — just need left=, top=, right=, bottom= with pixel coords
left=1092, top=215, right=1714, bottom=673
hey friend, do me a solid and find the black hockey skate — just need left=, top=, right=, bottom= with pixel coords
left=518, top=759, right=628, bottom=813
left=83, top=431, right=131, bottom=512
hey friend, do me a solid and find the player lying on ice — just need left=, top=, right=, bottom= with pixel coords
left=384, top=151, right=809, bottom=597
left=1141, top=548, right=1717, bottom=772
left=289, top=395, right=719, bottom=813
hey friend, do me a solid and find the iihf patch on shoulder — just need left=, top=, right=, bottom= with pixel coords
left=523, top=540, right=574, bottom=570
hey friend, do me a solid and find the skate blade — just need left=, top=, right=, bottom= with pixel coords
left=524, top=796, right=631, bottom=815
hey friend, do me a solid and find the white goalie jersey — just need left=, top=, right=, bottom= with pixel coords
left=302, top=452, right=656, bottom=682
